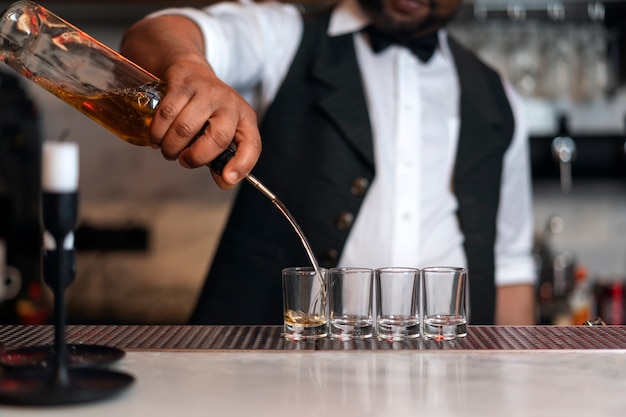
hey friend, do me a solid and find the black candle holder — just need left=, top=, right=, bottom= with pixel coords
left=0, top=192, right=134, bottom=405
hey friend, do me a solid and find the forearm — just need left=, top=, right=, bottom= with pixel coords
left=495, top=284, right=536, bottom=325
left=118, top=13, right=261, bottom=187
left=120, top=15, right=207, bottom=78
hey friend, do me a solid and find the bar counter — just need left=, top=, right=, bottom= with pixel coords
left=1, top=325, right=625, bottom=416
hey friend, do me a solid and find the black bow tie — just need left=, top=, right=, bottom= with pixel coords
left=363, top=26, right=439, bottom=63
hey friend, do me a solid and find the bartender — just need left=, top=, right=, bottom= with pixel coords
left=120, top=0, right=537, bottom=325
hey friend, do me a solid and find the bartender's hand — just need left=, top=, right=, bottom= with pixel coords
left=120, top=15, right=261, bottom=189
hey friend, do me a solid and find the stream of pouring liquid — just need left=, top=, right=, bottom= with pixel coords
left=263, top=184, right=326, bottom=321
left=244, top=175, right=326, bottom=303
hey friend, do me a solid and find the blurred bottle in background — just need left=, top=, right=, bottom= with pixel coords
left=569, top=265, right=594, bottom=325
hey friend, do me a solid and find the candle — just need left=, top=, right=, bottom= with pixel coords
left=42, top=141, right=79, bottom=192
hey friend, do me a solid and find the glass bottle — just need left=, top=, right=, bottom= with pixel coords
left=569, top=265, right=593, bottom=325
left=0, top=0, right=163, bottom=147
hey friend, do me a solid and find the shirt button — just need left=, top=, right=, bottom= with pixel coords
left=350, top=177, right=370, bottom=196
left=402, top=212, right=412, bottom=221
left=336, top=212, right=354, bottom=231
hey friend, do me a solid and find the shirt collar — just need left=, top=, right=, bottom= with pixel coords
left=328, top=0, right=453, bottom=61
left=328, top=0, right=369, bottom=35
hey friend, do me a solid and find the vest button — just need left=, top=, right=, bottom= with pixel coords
left=350, top=177, right=370, bottom=196
left=336, top=212, right=354, bottom=231
left=320, top=249, right=339, bottom=268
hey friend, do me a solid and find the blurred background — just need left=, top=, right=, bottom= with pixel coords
left=0, top=0, right=625, bottom=325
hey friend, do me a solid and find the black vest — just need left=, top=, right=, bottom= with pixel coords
left=190, top=9, right=514, bottom=325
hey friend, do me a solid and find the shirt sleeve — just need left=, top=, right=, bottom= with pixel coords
left=494, top=81, right=538, bottom=287
left=146, top=0, right=302, bottom=115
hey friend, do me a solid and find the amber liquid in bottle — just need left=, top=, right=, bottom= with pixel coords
left=31, top=78, right=160, bottom=146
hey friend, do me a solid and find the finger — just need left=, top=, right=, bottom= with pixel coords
left=220, top=114, right=262, bottom=185
left=159, top=104, right=213, bottom=161
left=177, top=110, right=239, bottom=168
left=210, top=169, right=235, bottom=190
left=148, top=85, right=192, bottom=147
left=178, top=111, right=260, bottom=185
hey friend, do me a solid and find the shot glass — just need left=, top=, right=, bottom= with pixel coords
left=329, top=267, right=374, bottom=340
left=282, top=267, right=328, bottom=340
left=422, top=266, right=468, bottom=341
left=375, top=267, right=420, bottom=341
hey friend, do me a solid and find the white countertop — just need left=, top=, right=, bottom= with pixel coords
left=1, top=349, right=625, bottom=416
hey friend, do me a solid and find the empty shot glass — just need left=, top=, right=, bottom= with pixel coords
left=282, top=267, right=328, bottom=340
left=422, top=266, right=468, bottom=341
left=375, top=267, right=420, bottom=341
left=329, top=267, right=374, bottom=340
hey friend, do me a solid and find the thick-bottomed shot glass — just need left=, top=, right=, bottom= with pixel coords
left=375, top=267, right=420, bottom=341
left=329, top=267, right=374, bottom=340
left=422, top=266, right=468, bottom=341
left=282, top=267, right=328, bottom=340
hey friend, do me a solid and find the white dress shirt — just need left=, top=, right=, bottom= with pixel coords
left=151, top=0, right=537, bottom=287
